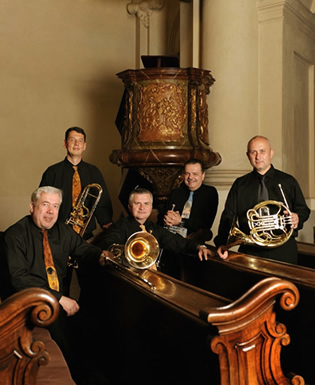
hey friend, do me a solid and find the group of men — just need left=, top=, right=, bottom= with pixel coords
left=0, top=128, right=311, bottom=385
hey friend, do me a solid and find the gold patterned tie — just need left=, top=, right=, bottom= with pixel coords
left=72, top=166, right=82, bottom=233
left=41, top=230, right=59, bottom=291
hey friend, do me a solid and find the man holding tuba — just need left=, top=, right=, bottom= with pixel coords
left=214, top=136, right=310, bottom=264
left=95, top=187, right=213, bottom=263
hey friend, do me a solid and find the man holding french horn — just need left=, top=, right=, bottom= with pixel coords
left=215, top=135, right=310, bottom=264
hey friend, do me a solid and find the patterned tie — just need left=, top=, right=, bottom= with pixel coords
left=72, top=165, right=82, bottom=233
left=258, top=175, right=269, bottom=201
left=181, top=191, right=194, bottom=219
left=41, top=230, right=59, bottom=291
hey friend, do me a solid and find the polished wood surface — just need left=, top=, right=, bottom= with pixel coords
left=91, top=263, right=304, bottom=384
left=111, top=67, right=221, bottom=208
left=297, top=241, right=315, bottom=268
left=0, top=288, right=59, bottom=385
left=180, top=247, right=315, bottom=384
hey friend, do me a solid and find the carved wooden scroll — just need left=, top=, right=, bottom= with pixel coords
left=0, top=288, right=59, bottom=385
left=200, top=277, right=304, bottom=385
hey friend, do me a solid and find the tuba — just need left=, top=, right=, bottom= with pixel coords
left=222, top=184, right=293, bottom=252
left=108, top=230, right=160, bottom=270
left=65, top=183, right=103, bottom=237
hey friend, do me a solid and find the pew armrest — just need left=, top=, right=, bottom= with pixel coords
left=201, top=277, right=305, bottom=385
left=0, top=288, right=73, bottom=385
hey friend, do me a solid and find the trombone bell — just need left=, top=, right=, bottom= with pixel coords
left=108, top=231, right=160, bottom=270
left=125, top=232, right=160, bottom=269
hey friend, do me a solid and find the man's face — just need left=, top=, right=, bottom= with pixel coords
left=64, top=130, right=86, bottom=158
left=183, top=163, right=205, bottom=191
left=30, top=192, right=61, bottom=230
left=128, top=193, right=152, bottom=224
left=247, top=137, right=274, bottom=174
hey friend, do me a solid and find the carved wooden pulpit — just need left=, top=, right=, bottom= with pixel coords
left=111, top=65, right=221, bottom=210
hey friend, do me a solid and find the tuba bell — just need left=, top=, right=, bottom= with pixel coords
left=108, top=230, right=160, bottom=270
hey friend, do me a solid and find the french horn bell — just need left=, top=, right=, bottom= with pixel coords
left=223, top=199, right=293, bottom=252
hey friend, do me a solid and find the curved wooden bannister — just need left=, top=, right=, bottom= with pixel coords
left=0, top=288, right=59, bottom=384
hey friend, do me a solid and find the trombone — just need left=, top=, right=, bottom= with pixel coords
left=66, top=183, right=103, bottom=267
left=107, top=229, right=161, bottom=289
left=65, top=183, right=103, bottom=237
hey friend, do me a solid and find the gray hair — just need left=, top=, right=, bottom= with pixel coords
left=31, top=186, right=63, bottom=205
left=128, top=188, right=153, bottom=204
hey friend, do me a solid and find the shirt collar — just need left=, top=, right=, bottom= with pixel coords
left=253, top=164, right=275, bottom=180
left=64, top=157, right=83, bottom=169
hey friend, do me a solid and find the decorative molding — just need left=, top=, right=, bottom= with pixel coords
left=257, top=0, right=315, bottom=38
left=204, top=169, right=251, bottom=188
left=127, top=0, right=166, bottom=28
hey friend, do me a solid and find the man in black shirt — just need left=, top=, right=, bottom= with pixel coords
left=0, top=186, right=108, bottom=383
left=39, top=126, right=113, bottom=240
left=214, top=136, right=310, bottom=264
left=97, top=188, right=213, bottom=261
left=159, top=158, right=218, bottom=243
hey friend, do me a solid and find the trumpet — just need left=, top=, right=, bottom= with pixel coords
left=65, top=183, right=103, bottom=237
left=222, top=184, right=293, bottom=252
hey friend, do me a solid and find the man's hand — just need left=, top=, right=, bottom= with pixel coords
left=197, top=245, right=214, bottom=261
left=164, top=210, right=181, bottom=227
left=99, top=250, right=112, bottom=266
left=285, top=211, right=299, bottom=229
left=102, top=222, right=112, bottom=230
left=59, top=296, right=80, bottom=317
left=216, top=246, right=229, bottom=260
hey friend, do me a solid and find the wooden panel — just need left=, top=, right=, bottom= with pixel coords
left=86, top=265, right=304, bottom=384
left=180, top=248, right=315, bottom=384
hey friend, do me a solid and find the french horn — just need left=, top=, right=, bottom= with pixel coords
left=108, top=230, right=160, bottom=270
left=222, top=184, right=294, bottom=251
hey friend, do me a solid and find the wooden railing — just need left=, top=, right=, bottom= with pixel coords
left=92, top=264, right=304, bottom=384
left=180, top=247, right=315, bottom=384
left=0, top=288, right=59, bottom=385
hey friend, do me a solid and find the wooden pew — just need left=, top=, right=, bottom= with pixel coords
left=86, top=264, right=304, bottom=385
left=180, top=248, right=315, bottom=384
left=297, top=241, right=315, bottom=269
left=0, top=287, right=75, bottom=385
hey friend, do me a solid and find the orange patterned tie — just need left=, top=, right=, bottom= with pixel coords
left=72, top=165, right=82, bottom=233
left=41, top=230, right=59, bottom=291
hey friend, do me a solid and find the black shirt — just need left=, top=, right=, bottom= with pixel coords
left=214, top=165, right=310, bottom=263
left=40, top=157, right=113, bottom=236
left=1, top=216, right=102, bottom=300
left=158, top=183, right=218, bottom=235
left=98, top=216, right=200, bottom=256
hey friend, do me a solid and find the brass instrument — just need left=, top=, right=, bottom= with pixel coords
left=223, top=184, right=293, bottom=251
left=108, top=230, right=160, bottom=270
left=107, top=229, right=160, bottom=289
left=65, top=183, right=103, bottom=237
left=66, top=183, right=103, bottom=267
